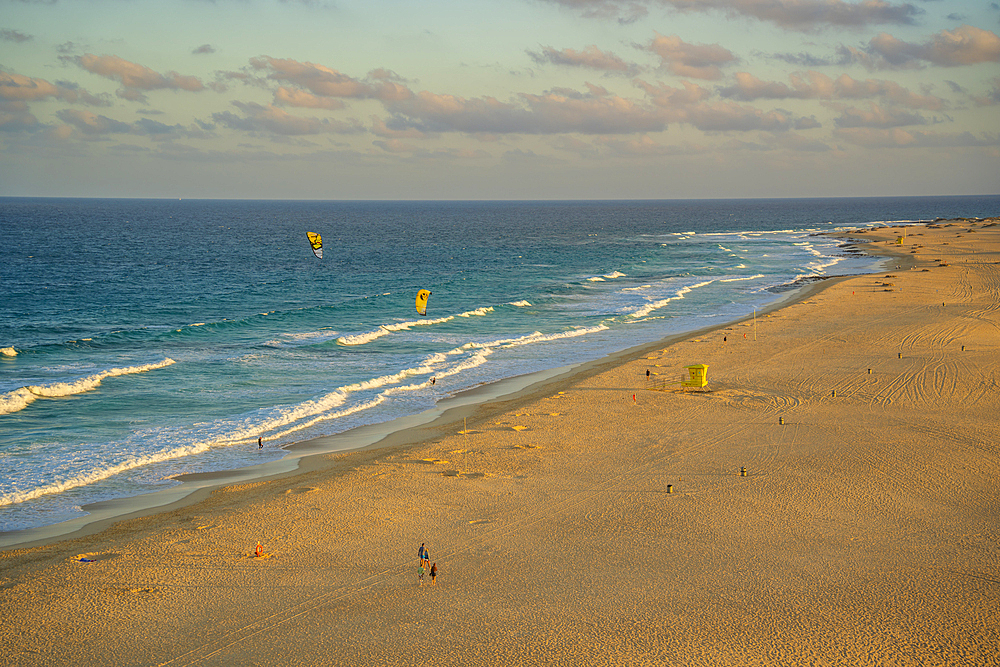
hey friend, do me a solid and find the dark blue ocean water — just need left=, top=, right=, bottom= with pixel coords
left=1, top=195, right=997, bottom=533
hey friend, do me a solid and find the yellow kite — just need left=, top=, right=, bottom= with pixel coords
left=415, top=289, right=431, bottom=316
left=306, top=231, right=323, bottom=259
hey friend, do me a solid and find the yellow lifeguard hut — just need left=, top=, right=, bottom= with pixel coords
left=682, top=364, right=708, bottom=388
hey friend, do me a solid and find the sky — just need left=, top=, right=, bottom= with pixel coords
left=1, top=0, right=998, bottom=200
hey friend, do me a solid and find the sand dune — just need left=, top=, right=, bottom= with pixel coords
left=1, top=220, right=998, bottom=666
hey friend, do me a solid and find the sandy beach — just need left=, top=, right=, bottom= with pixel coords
left=2, top=219, right=998, bottom=666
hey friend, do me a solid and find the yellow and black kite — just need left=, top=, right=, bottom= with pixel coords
left=306, top=231, right=323, bottom=259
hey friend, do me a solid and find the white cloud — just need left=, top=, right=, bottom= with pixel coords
left=647, top=33, right=738, bottom=80
left=843, top=25, right=1000, bottom=69
left=540, top=0, right=922, bottom=30
left=73, top=54, right=205, bottom=102
left=834, top=127, right=1000, bottom=147
left=0, top=70, right=109, bottom=106
left=718, top=71, right=945, bottom=110
left=212, top=101, right=364, bottom=136
left=832, top=103, right=928, bottom=128
left=527, top=45, right=640, bottom=75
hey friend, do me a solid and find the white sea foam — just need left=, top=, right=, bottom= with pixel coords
left=0, top=358, right=177, bottom=416
left=0, top=439, right=214, bottom=507
left=265, top=330, right=341, bottom=347
left=587, top=276, right=605, bottom=282
left=604, top=271, right=626, bottom=279
left=243, top=324, right=611, bottom=445
left=458, top=306, right=494, bottom=317
left=628, top=280, right=717, bottom=319
left=508, top=300, right=532, bottom=307
left=0, top=387, right=36, bottom=415
left=2, top=347, right=18, bottom=357
left=720, top=274, right=765, bottom=283
left=337, top=307, right=493, bottom=346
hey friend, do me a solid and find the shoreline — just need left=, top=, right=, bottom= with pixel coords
left=2, top=217, right=997, bottom=665
left=0, top=232, right=900, bottom=552
left=0, top=266, right=863, bottom=552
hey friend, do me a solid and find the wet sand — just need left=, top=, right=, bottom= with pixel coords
left=2, top=218, right=998, bottom=666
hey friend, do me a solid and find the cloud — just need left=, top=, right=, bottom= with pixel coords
left=683, top=102, right=797, bottom=132
left=212, top=101, right=364, bottom=135
left=647, top=34, right=738, bottom=80
left=540, top=0, right=922, bottom=30
left=795, top=116, right=822, bottom=130
left=969, top=77, right=1000, bottom=106
left=383, top=85, right=670, bottom=135
left=832, top=103, right=928, bottom=128
left=527, top=45, right=640, bottom=75
left=634, top=79, right=712, bottom=106
left=1, top=29, right=33, bottom=43
left=192, top=44, right=215, bottom=55
left=718, top=71, right=945, bottom=110
left=595, top=134, right=704, bottom=156
left=832, top=74, right=944, bottom=109
left=371, top=115, right=426, bottom=138
left=0, top=70, right=110, bottom=106
left=768, top=51, right=835, bottom=67
left=634, top=78, right=798, bottom=131
left=834, top=127, right=1000, bottom=148
left=249, top=56, right=412, bottom=102
left=56, top=108, right=132, bottom=135
left=273, top=86, right=346, bottom=110
left=0, top=100, right=38, bottom=132
left=843, top=25, right=1000, bottom=69
left=73, top=54, right=205, bottom=102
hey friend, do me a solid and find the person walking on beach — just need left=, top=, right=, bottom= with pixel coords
left=418, top=563, right=425, bottom=586
left=418, top=543, right=427, bottom=565
left=430, top=562, right=437, bottom=585
left=258, top=437, right=263, bottom=449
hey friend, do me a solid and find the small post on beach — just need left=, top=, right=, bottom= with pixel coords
left=740, top=467, right=746, bottom=476
left=667, top=484, right=673, bottom=493
left=868, top=368, right=871, bottom=374
left=962, top=345, right=965, bottom=351
left=779, top=417, right=784, bottom=425
left=832, top=390, right=836, bottom=397
left=898, top=352, right=902, bottom=359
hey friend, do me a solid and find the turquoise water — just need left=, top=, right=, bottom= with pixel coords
left=1, top=196, right=996, bottom=533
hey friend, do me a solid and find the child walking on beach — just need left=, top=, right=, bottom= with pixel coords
left=418, top=563, right=425, bottom=586
left=430, top=562, right=437, bottom=585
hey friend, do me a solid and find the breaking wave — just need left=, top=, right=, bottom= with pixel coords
left=0, top=358, right=176, bottom=416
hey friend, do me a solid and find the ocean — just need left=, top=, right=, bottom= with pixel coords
left=2, top=196, right=997, bottom=537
